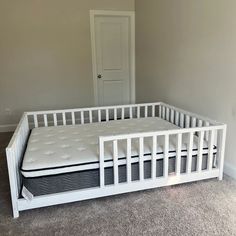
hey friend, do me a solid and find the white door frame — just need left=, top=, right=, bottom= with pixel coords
left=90, top=10, right=135, bottom=106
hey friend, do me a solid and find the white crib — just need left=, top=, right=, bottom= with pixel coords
left=6, top=102, right=226, bottom=218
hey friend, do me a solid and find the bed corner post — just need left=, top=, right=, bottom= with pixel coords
left=218, top=124, right=227, bottom=181
left=6, top=148, right=20, bottom=218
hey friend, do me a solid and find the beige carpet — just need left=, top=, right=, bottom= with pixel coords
left=0, top=132, right=236, bottom=236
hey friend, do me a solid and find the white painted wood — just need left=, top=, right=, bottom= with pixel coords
left=90, top=10, right=135, bottom=106
left=152, top=135, right=157, bottom=179
left=62, top=113, right=66, bottom=125
left=175, top=111, right=179, bottom=126
left=6, top=102, right=226, bottom=218
left=152, top=105, right=155, bottom=117
left=99, top=138, right=105, bottom=187
left=98, top=110, right=101, bottom=122
left=187, top=132, right=194, bottom=174
left=162, top=106, right=165, bottom=120
left=164, top=135, right=169, bottom=178
left=127, top=138, right=132, bottom=183
left=166, top=107, right=170, bottom=121
left=208, top=129, right=215, bottom=171
left=89, top=110, right=93, bottom=123
left=43, top=114, right=48, bottom=127
left=139, top=137, right=144, bottom=181
left=81, top=111, right=84, bottom=124
left=176, top=133, right=182, bottom=176
left=71, top=112, right=75, bottom=125
left=218, top=125, right=227, bottom=180
left=17, top=170, right=220, bottom=213
left=53, top=113, right=57, bottom=126
left=185, top=115, right=190, bottom=128
left=113, top=140, right=119, bottom=185
left=33, top=114, right=38, bottom=128
left=180, top=113, right=184, bottom=128
left=170, top=109, right=175, bottom=123
left=197, top=131, right=204, bottom=172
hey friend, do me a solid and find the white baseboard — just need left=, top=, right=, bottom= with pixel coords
left=224, top=162, right=236, bottom=180
left=0, top=124, right=17, bottom=132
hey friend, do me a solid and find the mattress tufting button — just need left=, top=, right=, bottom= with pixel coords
left=29, top=147, right=39, bottom=152
left=59, top=136, right=67, bottom=140
left=30, top=139, right=39, bottom=143
left=44, top=151, right=55, bottom=155
left=44, top=141, right=55, bottom=145
left=61, top=144, right=71, bottom=148
left=61, top=154, right=70, bottom=159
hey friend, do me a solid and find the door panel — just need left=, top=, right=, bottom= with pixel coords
left=94, top=15, right=131, bottom=106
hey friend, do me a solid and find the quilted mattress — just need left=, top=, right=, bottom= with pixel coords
left=21, top=117, right=212, bottom=178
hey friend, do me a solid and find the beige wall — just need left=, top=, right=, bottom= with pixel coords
left=136, top=0, right=236, bottom=174
left=0, top=0, right=134, bottom=125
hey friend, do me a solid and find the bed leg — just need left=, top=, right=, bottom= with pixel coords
left=13, top=208, right=19, bottom=219
left=218, top=125, right=227, bottom=181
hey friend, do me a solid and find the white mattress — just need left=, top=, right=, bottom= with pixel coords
left=21, top=117, right=210, bottom=178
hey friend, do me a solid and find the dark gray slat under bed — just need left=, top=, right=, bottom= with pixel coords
left=22, top=154, right=215, bottom=197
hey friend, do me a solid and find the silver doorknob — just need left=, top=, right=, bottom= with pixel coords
left=97, top=74, right=102, bottom=79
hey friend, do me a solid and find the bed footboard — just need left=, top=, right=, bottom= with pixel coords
left=6, top=113, right=30, bottom=218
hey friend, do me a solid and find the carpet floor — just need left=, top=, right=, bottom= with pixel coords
left=0, top=132, right=236, bottom=236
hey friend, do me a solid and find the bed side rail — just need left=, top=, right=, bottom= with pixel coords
left=99, top=124, right=227, bottom=189
left=159, top=102, right=223, bottom=127
left=24, top=103, right=161, bottom=129
left=6, top=113, right=30, bottom=218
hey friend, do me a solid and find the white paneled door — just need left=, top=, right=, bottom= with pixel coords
left=90, top=11, right=135, bottom=106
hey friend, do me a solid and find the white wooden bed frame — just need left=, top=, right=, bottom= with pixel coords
left=6, top=102, right=226, bottom=218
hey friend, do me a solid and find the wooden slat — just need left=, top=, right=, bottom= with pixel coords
left=62, top=113, right=66, bottom=125
left=114, top=108, right=117, bottom=120
left=129, top=107, right=133, bottom=119
left=166, top=107, right=170, bottom=121
left=187, top=132, right=194, bottom=174
left=159, top=105, right=162, bottom=118
left=152, top=135, right=157, bottom=179
left=43, top=114, right=48, bottom=127
left=170, top=109, right=175, bottom=123
left=197, top=131, right=204, bottom=172
left=176, top=133, right=182, bottom=176
left=152, top=105, right=155, bottom=117
left=53, top=113, right=57, bottom=126
left=162, top=106, right=165, bottom=120
left=98, top=110, right=101, bottom=122
left=164, top=135, right=169, bottom=178
left=175, top=111, right=179, bottom=126
left=71, top=112, right=75, bottom=125
left=106, top=109, right=109, bottom=121
left=208, top=129, right=215, bottom=170
left=204, top=121, right=210, bottom=141
left=99, top=139, right=104, bottom=187
left=198, top=119, right=203, bottom=127
left=33, top=114, right=38, bottom=128
left=137, top=106, right=140, bottom=118
left=113, top=140, right=119, bottom=185
left=180, top=113, right=184, bottom=128
left=185, top=115, right=190, bottom=128
left=127, top=138, right=132, bottom=183
left=145, top=106, right=148, bottom=118
left=191, top=117, right=196, bottom=127
left=139, top=137, right=144, bottom=181
left=81, top=111, right=84, bottom=124
left=89, top=110, right=92, bottom=123
left=121, top=108, right=125, bottom=120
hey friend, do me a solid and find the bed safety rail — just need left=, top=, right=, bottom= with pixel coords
left=6, top=102, right=226, bottom=218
